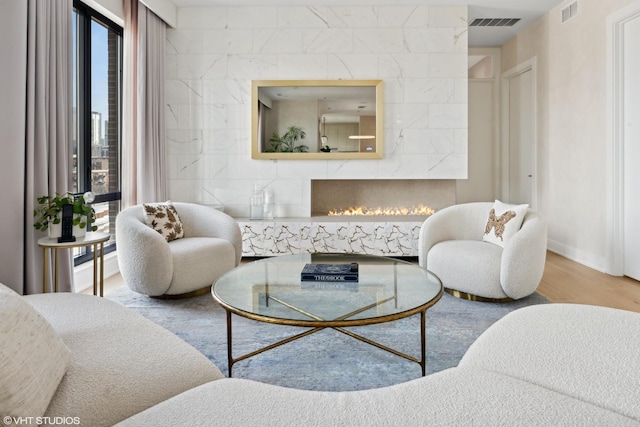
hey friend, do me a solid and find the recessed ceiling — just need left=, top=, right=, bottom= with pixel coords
left=168, top=0, right=567, bottom=46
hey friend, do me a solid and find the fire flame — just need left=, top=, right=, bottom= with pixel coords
left=328, top=205, right=435, bottom=216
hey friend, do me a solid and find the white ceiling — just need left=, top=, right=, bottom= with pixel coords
left=168, top=0, right=568, bottom=46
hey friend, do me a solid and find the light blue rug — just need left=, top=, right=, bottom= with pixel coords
left=106, top=286, right=548, bottom=391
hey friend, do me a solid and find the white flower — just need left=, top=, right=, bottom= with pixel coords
left=83, top=191, right=95, bottom=203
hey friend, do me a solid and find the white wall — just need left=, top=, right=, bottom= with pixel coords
left=165, top=6, right=468, bottom=217
left=501, top=0, right=636, bottom=271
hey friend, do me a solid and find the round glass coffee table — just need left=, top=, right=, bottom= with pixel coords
left=212, top=253, right=443, bottom=377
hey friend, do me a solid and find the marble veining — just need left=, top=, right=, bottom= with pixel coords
left=166, top=5, right=468, bottom=217
left=239, top=218, right=425, bottom=257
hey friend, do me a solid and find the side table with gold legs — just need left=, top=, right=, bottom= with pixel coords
left=38, top=232, right=110, bottom=296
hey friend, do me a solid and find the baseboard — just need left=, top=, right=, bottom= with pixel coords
left=74, top=251, right=119, bottom=294
left=547, top=239, right=608, bottom=273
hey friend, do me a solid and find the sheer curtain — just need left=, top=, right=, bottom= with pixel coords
left=123, top=0, right=167, bottom=208
left=23, top=0, right=74, bottom=294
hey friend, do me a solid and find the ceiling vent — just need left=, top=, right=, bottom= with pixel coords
left=561, top=1, right=578, bottom=23
left=469, top=18, right=521, bottom=27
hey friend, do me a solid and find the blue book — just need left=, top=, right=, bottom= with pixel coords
left=301, top=263, right=359, bottom=282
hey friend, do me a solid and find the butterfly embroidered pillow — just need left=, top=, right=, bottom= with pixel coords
left=482, top=200, right=529, bottom=248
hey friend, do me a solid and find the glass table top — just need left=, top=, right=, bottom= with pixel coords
left=212, top=254, right=443, bottom=327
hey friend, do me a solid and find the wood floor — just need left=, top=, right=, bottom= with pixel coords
left=99, top=251, right=640, bottom=313
left=537, top=251, right=640, bottom=313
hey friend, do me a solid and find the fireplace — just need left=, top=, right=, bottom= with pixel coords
left=237, top=179, right=456, bottom=257
left=311, top=179, right=456, bottom=218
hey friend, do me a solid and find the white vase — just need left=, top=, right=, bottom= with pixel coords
left=73, top=223, right=87, bottom=238
left=47, top=217, right=87, bottom=239
left=48, top=222, right=62, bottom=239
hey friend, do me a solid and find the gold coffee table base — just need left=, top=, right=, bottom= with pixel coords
left=223, top=287, right=435, bottom=377
left=224, top=303, right=428, bottom=378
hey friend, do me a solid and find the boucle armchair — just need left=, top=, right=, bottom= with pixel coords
left=116, top=202, right=242, bottom=297
left=418, top=202, right=547, bottom=301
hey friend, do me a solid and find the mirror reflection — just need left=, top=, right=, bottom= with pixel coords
left=251, top=80, right=383, bottom=160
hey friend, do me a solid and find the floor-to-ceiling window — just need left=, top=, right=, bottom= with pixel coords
left=72, top=1, right=122, bottom=264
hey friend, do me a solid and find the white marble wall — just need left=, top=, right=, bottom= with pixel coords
left=165, top=6, right=468, bottom=217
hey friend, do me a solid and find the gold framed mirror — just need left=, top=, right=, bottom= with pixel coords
left=251, top=79, right=383, bottom=160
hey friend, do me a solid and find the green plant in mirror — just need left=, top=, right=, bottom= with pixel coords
left=33, top=191, right=98, bottom=232
left=267, top=125, right=309, bottom=152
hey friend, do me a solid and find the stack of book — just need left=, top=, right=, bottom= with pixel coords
left=300, top=263, right=359, bottom=290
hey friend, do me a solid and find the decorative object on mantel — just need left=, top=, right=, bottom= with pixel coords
left=249, top=185, right=276, bottom=220
left=33, top=191, right=97, bottom=238
left=263, top=189, right=275, bottom=220
left=266, top=125, right=309, bottom=153
left=250, top=184, right=264, bottom=220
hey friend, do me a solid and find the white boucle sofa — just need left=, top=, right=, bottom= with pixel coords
left=6, top=290, right=225, bottom=427
left=116, top=303, right=640, bottom=426
left=4, top=284, right=640, bottom=426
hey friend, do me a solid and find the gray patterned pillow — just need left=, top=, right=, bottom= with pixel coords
left=143, top=202, right=185, bottom=242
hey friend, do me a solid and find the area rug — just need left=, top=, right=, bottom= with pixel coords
left=106, top=286, right=548, bottom=391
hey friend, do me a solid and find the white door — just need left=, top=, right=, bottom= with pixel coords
left=507, top=69, right=535, bottom=206
left=623, top=14, right=640, bottom=280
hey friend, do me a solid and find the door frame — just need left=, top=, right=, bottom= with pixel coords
left=500, top=57, right=538, bottom=208
left=606, top=1, right=640, bottom=275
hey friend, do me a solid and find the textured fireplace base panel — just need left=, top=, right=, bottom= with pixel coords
left=238, top=216, right=428, bottom=257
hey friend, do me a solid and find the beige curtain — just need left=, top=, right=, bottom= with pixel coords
left=23, top=0, right=74, bottom=295
left=0, top=1, right=28, bottom=293
left=123, top=0, right=167, bottom=208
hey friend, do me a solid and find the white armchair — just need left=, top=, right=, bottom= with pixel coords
left=418, top=202, right=547, bottom=301
left=116, top=202, right=242, bottom=297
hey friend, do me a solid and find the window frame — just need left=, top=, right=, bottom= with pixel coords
left=73, top=1, right=123, bottom=265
